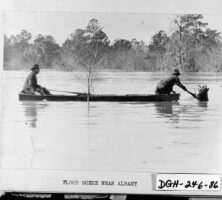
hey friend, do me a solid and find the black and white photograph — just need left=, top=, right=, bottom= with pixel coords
left=1, top=0, right=222, bottom=198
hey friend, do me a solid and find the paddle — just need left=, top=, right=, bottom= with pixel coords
left=48, top=89, right=87, bottom=95
left=185, top=89, right=198, bottom=99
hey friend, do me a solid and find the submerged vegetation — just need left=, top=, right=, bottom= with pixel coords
left=4, top=14, right=222, bottom=72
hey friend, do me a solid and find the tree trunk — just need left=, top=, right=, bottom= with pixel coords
left=87, top=69, right=91, bottom=102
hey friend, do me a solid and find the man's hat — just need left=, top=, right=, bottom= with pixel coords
left=31, top=64, right=39, bottom=70
left=172, top=69, right=180, bottom=76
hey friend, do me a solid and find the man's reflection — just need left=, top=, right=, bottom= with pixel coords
left=22, top=101, right=48, bottom=128
left=154, top=102, right=176, bottom=115
left=154, top=101, right=209, bottom=127
left=154, top=102, right=180, bottom=124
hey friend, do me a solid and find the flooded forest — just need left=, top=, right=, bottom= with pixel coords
left=4, top=14, right=222, bottom=72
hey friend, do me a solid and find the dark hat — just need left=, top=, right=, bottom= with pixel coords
left=172, top=69, right=180, bottom=76
left=31, top=64, right=39, bottom=70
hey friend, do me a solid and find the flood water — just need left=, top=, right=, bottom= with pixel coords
left=1, top=70, right=222, bottom=173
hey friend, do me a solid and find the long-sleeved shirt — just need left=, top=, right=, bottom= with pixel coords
left=156, top=75, right=187, bottom=94
left=21, top=71, right=41, bottom=93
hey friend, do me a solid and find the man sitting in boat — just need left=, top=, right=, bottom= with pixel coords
left=21, top=64, right=51, bottom=95
left=155, top=69, right=187, bottom=94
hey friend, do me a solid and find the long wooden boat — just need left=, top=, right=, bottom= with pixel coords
left=18, top=93, right=180, bottom=102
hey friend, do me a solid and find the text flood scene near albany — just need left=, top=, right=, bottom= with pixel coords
left=1, top=12, right=222, bottom=194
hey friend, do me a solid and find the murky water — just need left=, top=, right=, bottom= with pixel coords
left=1, top=70, right=222, bottom=173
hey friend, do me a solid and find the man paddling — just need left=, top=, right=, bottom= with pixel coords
left=155, top=69, right=195, bottom=97
left=21, top=64, right=51, bottom=95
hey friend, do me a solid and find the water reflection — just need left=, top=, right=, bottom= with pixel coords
left=22, top=101, right=48, bottom=128
left=197, top=101, right=208, bottom=108
left=154, top=100, right=211, bottom=130
left=154, top=102, right=180, bottom=124
left=21, top=101, right=48, bottom=168
left=154, top=102, right=174, bottom=115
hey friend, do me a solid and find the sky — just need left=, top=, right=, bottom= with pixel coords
left=4, top=11, right=222, bottom=46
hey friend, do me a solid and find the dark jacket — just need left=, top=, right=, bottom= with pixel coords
left=21, top=71, right=41, bottom=93
left=155, top=75, right=186, bottom=94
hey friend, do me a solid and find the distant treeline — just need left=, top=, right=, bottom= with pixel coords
left=4, top=14, right=222, bottom=72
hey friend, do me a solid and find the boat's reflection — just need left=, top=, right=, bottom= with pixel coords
left=22, top=101, right=48, bottom=128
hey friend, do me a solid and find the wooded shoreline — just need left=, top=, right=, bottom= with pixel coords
left=4, top=14, right=222, bottom=72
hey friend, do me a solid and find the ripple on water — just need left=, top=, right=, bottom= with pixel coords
left=2, top=71, right=222, bottom=172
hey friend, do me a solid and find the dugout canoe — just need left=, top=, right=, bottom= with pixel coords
left=18, top=93, right=180, bottom=102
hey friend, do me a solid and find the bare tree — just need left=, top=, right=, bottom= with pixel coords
left=72, top=19, right=109, bottom=100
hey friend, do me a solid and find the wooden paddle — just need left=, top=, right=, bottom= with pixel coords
left=49, top=89, right=87, bottom=95
left=185, top=89, right=198, bottom=99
